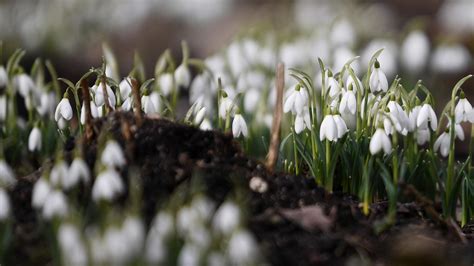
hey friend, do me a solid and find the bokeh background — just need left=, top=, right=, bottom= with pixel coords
left=0, top=0, right=473, bottom=102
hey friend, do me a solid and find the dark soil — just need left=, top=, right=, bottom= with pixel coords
left=7, top=111, right=474, bottom=265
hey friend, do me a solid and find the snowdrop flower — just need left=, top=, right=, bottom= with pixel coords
left=0, top=160, right=16, bottom=187
left=49, top=161, right=69, bottom=187
left=15, top=73, right=35, bottom=98
left=32, top=177, right=51, bottom=209
left=145, top=233, right=166, bottom=264
left=416, top=103, right=438, bottom=130
left=408, top=105, right=422, bottom=132
left=455, top=95, right=474, bottom=123
left=58, top=224, right=88, bottom=266
left=387, top=101, right=410, bottom=134
left=150, top=91, right=162, bottom=112
left=0, top=66, right=7, bottom=88
left=232, top=114, right=248, bottom=138
left=28, top=127, right=42, bottom=152
left=101, top=140, right=126, bottom=168
left=37, top=92, right=57, bottom=117
left=325, top=74, right=341, bottom=98
left=0, top=188, right=10, bottom=220
left=42, top=190, right=68, bottom=219
left=92, top=169, right=124, bottom=202
left=401, top=30, right=430, bottom=73
left=339, top=89, right=357, bottom=115
left=346, top=75, right=363, bottom=95
left=370, top=128, right=392, bottom=155
left=121, top=97, right=132, bottom=111
left=119, top=77, right=132, bottom=100
left=174, top=63, right=191, bottom=88
left=0, top=95, right=6, bottom=122
left=141, top=95, right=157, bottom=114
left=369, top=61, right=388, bottom=93
left=416, top=128, right=431, bottom=145
left=194, top=107, right=206, bottom=125
left=122, top=216, right=145, bottom=258
left=244, top=88, right=261, bottom=113
left=158, top=73, right=174, bottom=96
left=330, top=19, right=355, bottom=47
left=218, top=94, right=236, bottom=119
left=66, top=157, right=90, bottom=189
left=434, top=131, right=450, bottom=157
left=178, top=243, right=201, bottom=266
left=104, top=227, right=130, bottom=264
left=320, top=114, right=347, bottom=141
left=95, top=83, right=116, bottom=108
left=54, top=97, right=73, bottom=122
left=283, top=85, right=308, bottom=115
left=228, top=229, right=259, bottom=265
left=213, top=201, right=241, bottom=235
left=295, top=108, right=312, bottom=134
left=80, top=101, right=99, bottom=125
left=431, top=44, right=470, bottom=73
left=200, top=119, right=212, bottom=130
left=361, top=93, right=380, bottom=119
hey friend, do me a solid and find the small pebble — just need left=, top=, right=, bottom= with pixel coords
left=249, top=176, right=268, bottom=193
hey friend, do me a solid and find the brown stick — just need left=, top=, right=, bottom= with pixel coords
left=131, top=78, right=143, bottom=126
left=265, top=62, right=284, bottom=172
left=81, top=79, right=94, bottom=143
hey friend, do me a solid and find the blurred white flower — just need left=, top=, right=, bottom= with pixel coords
left=283, top=85, right=308, bottom=115
left=121, top=97, right=132, bottom=111
left=228, top=229, right=259, bottom=265
left=150, top=91, right=162, bottom=113
left=218, top=95, right=236, bottom=119
left=175, top=63, right=191, bottom=88
left=178, top=243, right=201, bottom=266
left=32, top=177, right=51, bottom=209
left=213, top=201, right=240, bottom=235
left=243, top=88, right=261, bottom=113
left=141, top=95, right=157, bottom=114
left=58, top=224, right=88, bottom=266
left=0, top=160, right=16, bottom=187
left=28, top=127, right=42, bottom=152
left=92, top=169, right=124, bottom=202
left=330, top=19, right=355, bottom=47
left=232, top=114, right=248, bottom=138
left=101, top=140, right=126, bottom=168
left=370, top=128, right=392, bottom=155
left=54, top=98, right=73, bottom=122
left=325, top=75, right=342, bottom=99
left=200, top=119, right=212, bottom=130
left=0, top=188, right=10, bottom=220
left=401, top=30, right=430, bottom=73
left=194, top=107, right=206, bottom=125
left=159, top=73, right=174, bottom=96
left=431, top=44, right=471, bottom=73
left=104, top=227, right=130, bottom=264
left=80, top=101, right=99, bottom=125
left=50, top=161, right=69, bottom=187
left=122, top=216, right=145, bottom=259
left=15, top=73, right=35, bottom=98
left=42, top=190, right=68, bottom=219
left=66, top=157, right=90, bottom=189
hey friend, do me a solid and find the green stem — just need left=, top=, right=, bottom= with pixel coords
left=392, top=133, right=399, bottom=185
left=362, top=156, right=371, bottom=215
left=291, top=120, right=299, bottom=175
left=325, top=139, right=331, bottom=191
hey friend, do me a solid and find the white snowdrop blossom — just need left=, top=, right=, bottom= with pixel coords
left=104, top=227, right=130, bottom=264
left=408, top=105, right=422, bottom=132
left=15, top=73, right=35, bottom=98
left=194, top=107, right=206, bottom=125
left=346, top=75, right=363, bottom=95
left=416, top=103, right=438, bottom=131
left=401, top=30, right=430, bottom=73
left=0, top=95, right=6, bottom=122
left=416, top=128, right=431, bottom=145
left=95, top=83, right=116, bottom=108
left=387, top=101, right=409, bottom=135
left=32, top=177, right=51, bottom=209
left=200, top=119, right=212, bottom=130
left=0, top=188, right=10, bottom=220
left=283, top=85, right=308, bottom=115
left=67, top=157, right=90, bottom=189
left=42, top=190, right=68, bottom=219
left=369, top=61, right=388, bottom=93
left=0, top=160, right=16, bottom=187
left=243, top=88, right=261, bottom=113
left=434, top=131, right=450, bottom=157
left=141, top=95, right=157, bottom=114
left=325, top=75, right=341, bottom=98
left=320, top=114, right=347, bottom=142
left=213, top=201, right=241, bottom=235
left=339, top=89, right=357, bottom=115
left=49, top=161, right=69, bottom=187
left=92, top=169, right=124, bottom=202
left=28, top=127, right=42, bottom=152
left=80, top=101, right=99, bottom=125
left=294, top=108, right=312, bottom=134
left=101, top=140, right=126, bottom=168
left=228, top=229, right=259, bottom=265
left=232, top=114, right=248, bottom=138
left=455, top=97, right=474, bottom=123
left=55, top=98, right=73, bottom=122
left=370, top=128, right=392, bottom=155
left=58, top=224, right=88, bottom=266
left=119, top=77, right=132, bottom=100
left=158, top=73, right=174, bottom=96
left=218, top=95, right=236, bottom=119
left=178, top=243, right=201, bottom=266
left=121, top=97, right=132, bottom=111
left=122, top=216, right=145, bottom=258
left=174, top=63, right=191, bottom=88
